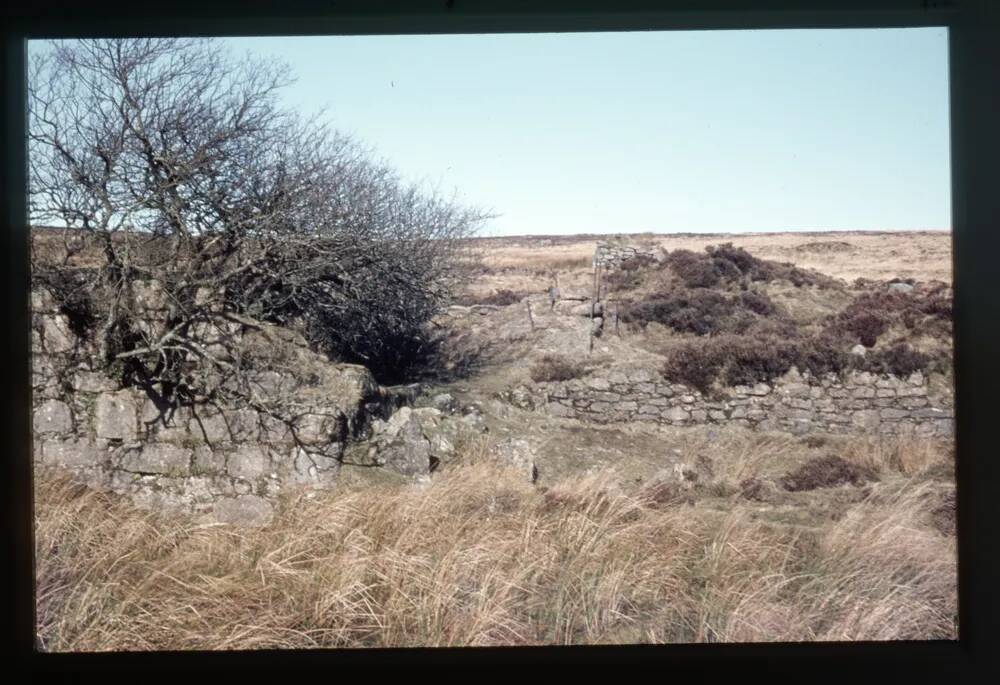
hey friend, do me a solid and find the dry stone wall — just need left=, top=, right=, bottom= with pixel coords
left=539, top=366, right=954, bottom=437
left=31, top=285, right=412, bottom=525
left=593, top=241, right=661, bottom=270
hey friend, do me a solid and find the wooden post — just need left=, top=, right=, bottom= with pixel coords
left=614, top=300, right=620, bottom=337
left=589, top=261, right=598, bottom=353
left=525, top=299, right=535, bottom=331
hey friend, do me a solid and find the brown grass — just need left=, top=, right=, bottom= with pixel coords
left=34, top=434, right=957, bottom=650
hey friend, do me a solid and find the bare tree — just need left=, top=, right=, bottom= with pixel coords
left=29, top=38, right=489, bottom=417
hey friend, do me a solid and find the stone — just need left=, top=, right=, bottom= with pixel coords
left=380, top=411, right=431, bottom=477
left=95, top=391, right=138, bottom=441
left=852, top=387, right=876, bottom=399
left=39, top=438, right=103, bottom=468
left=30, top=288, right=54, bottom=312
left=546, top=401, right=576, bottom=418
left=629, top=368, right=656, bottom=383
left=213, top=495, right=274, bottom=527
left=489, top=438, right=538, bottom=482
left=192, top=445, right=227, bottom=475
left=42, top=314, right=76, bottom=354
left=120, top=443, right=192, bottom=476
left=780, top=382, right=811, bottom=398
left=569, top=302, right=601, bottom=317
left=851, top=410, right=881, bottom=429
left=585, top=377, right=611, bottom=391
left=292, top=411, right=341, bottom=445
left=71, top=370, right=117, bottom=393
left=880, top=408, right=910, bottom=420
left=228, top=445, right=272, bottom=480
left=852, top=372, right=875, bottom=386
left=664, top=406, right=690, bottom=422
left=888, top=282, right=915, bottom=293
left=189, top=411, right=232, bottom=443
left=850, top=344, right=867, bottom=357
left=429, top=393, right=458, bottom=412
left=505, top=386, right=536, bottom=410
left=34, top=399, right=72, bottom=435
left=911, top=407, right=951, bottom=419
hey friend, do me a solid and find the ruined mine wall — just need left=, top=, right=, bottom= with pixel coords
left=541, top=366, right=954, bottom=437
left=30, top=286, right=400, bottom=524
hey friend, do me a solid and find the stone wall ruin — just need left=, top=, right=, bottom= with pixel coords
left=534, top=365, right=953, bottom=437
left=30, top=284, right=419, bottom=525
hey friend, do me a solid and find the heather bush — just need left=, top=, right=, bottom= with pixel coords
left=861, top=344, right=936, bottom=377
left=661, top=334, right=852, bottom=393
left=827, top=285, right=952, bottom=348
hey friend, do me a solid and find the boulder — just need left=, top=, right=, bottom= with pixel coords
left=888, top=282, right=915, bottom=293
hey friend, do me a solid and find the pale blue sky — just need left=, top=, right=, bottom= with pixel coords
left=31, top=29, right=951, bottom=236
left=227, top=28, right=950, bottom=237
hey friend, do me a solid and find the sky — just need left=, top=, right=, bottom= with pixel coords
left=223, top=28, right=950, bottom=237
left=30, top=29, right=951, bottom=237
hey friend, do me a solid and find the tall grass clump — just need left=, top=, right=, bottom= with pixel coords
left=34, top=445, right=956, bottom=651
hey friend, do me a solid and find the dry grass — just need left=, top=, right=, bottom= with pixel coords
left=467, top=230, right=952, bottom=285
left=35, top=434, right=957, bottom=651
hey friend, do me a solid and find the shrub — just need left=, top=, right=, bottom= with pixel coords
left=661, top=334, right=852, bottom=393
left=622, top=290, right=760, bottom=336
left=530, top=354, right=586, bottom=383
left=465, top=289, right=524, bottom=306
left=828, top=286, right=953, bottom=347
left=739, top=291, right=777, bottom=316
left=661, top=344, right=723, bottom=393
left=861, top=344, right=934, bottom=377
left=778, top=456, right=879, bottom=492
left=795, top=336, right=851, bottom=378
left=707, top=243, right=758, bottom=274
left=673, top=257, right=722, bottom=289
left=665, top=244, right=838, bottom=290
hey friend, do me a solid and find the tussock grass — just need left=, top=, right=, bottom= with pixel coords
left=34, top=441, right=957, bottom=651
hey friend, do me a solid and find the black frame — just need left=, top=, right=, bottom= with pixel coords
left=4, top=0, right=997, bottom=673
